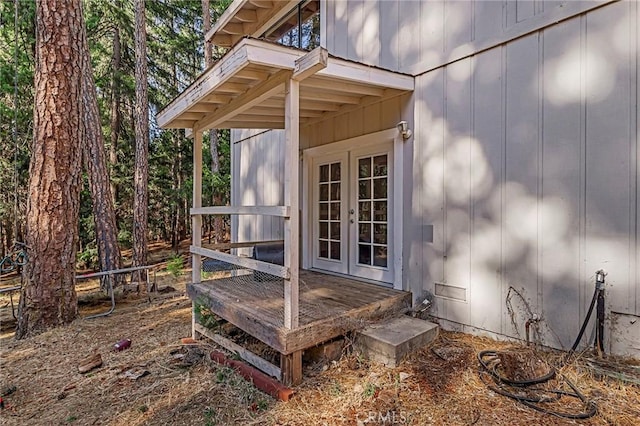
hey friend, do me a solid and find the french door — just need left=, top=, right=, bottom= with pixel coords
left=311, top=142, right=394, bottom=283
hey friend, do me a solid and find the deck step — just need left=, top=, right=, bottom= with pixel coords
left=356, top=316, right=439, bottom=367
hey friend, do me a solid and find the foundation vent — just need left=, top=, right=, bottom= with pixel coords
left=435, top=282, right=467, bottom=302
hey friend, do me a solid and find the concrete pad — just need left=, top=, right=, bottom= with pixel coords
left=356, top=316, right=439, bottom=367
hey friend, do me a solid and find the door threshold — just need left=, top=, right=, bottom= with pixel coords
left=305, top=268, right=394, bottom=289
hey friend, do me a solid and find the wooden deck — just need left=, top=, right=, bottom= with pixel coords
left=187, top=270, right=411, bottom=355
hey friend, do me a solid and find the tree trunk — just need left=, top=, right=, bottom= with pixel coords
left=132, top=0, right=149, bottom=291
left=80, top=10, right=122, bottom=290
left=109, top=24, right=121, bottom=208
left=16, top=0, right=84, bottom=338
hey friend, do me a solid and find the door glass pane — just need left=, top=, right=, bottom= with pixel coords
left=319, top=203, right=328, bottom=220
left=319, top=240, right=328, bottom=258
left=359, top=180, right=371, bottom=199
left=319, top=164, right=329, bottom=182
left=331, top=163, right=341, bottom=181
left=373, top=177, right=387, bottom=199
left=359, top=157, right=370, bottom=178
left=358, top=244, right=371, bottom=265
left=373, top=246, right=387, bottom=267
left=359, top=201, right=371, bottom=221
left=358, top=223, right=371, bottom=243
left=319, top=222, right=328, bottom=238
left=330, top=202, right=340, bottom=220
left=373, top=155, right=387, bottom=176
left=373, top=223, right=387, bottom=244
left=331, top=183, right=340, bottom=200
left=330, top=222, right=341, bottom=239
left=373, top=201, right=387, bottom=221
left=319, top=183, right=329, bottom=201
left=330, top=242, right=340, bottom=260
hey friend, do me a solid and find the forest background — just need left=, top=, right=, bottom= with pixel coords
left=0, top=0, right=232, bottom=267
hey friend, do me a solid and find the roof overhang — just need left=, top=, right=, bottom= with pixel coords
left=206, top=0, right=299, bottom=48
left=157, top=38, right=414, bottom=132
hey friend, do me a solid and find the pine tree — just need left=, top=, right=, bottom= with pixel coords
left=16, top=0, right=86, bottom=338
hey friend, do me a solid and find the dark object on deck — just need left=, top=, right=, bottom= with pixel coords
left=252, top=242, right=284, bottom=282
left=252, top=242, right=284, bottom=266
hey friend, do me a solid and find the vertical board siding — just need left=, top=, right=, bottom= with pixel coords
left=439, top=57, right=473, bottom=325
left=414, top=1, right=639, bottom=354
left=585, top=2, right=634, bottom=315
left=540, top=17, right=583, bottom=348
left=420, top=0, right=445, bottom=69
left=636, top=0, right=640, bottom=317
left=444, top=0, right=473, bottom=52
left=474, top=0, right=504, bottom=42
left=470, top=47, right=503, bottom=334
left=232, top=129, right=285, bottom=251
left=503, top=33, right=541, bottom=339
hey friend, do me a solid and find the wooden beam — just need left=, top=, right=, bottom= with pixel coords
left=195, top=323, right=282, bottom=380
left=192, top=131, right=203, bottom=284
left=226, top=116, right=285, bottom=126
left=202, top=94, right=233, bottom=104
left=237, top=107, right=284, bottom=117
left=215, top=82, right=249, bottom=94
left=180, top=112, right=206, bottom=120
left=248, top=0, right=272, bottom=8
left=284, top=77, right=300, bottom=331
left=190, top=245, right=290, bottom=279
left=299, top=88, right=362, bottom=104
left=223, top=121, right=285, bottom=129
left=190, top=205, right=290, bottom=217
left=221, top=22, right=245, bottom=35
left=235, top=9, right=258, bottom=22
left=187, top=104, right=216, bottom=113
left=302, top=77, right=386, bottom=97
left=235, top=69, right=271, bottom=81
left=292, top=47, right=328, bottom=82
left=163, top=119, right=197, bottom=129
left=211, top=34, right=233, bottom=47
left=206, top=0, right=250, bottom=43
left=252, top=1, right=298, bottom=39
left=280, top=351, right=302, bottom=386
left=318, top=57, right=414, bottom=91
left=194, top=70, right=290, bottom=132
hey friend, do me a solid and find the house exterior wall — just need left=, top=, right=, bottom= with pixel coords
left=228, top=0, right=639, bottom=357
left=410, top=0, right=640, bottom=357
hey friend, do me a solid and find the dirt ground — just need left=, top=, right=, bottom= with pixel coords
left=1, top=253, right=640, bottom=425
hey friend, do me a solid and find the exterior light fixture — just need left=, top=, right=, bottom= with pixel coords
left=397, top=121, right=412, bottom=140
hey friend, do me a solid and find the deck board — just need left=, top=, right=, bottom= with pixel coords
left=187, top=270, right=411, bottom=354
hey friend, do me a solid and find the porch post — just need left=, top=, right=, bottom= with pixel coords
left=283, top=76, right=302, bottom=386
left=192, top=129, right=203, bottom=285
left=284, top=76, right=300, bottom=330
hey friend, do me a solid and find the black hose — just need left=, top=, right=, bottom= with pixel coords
left=478, top=350, right=555, bottom=386
left=478, top=350, right=597, bottom=419
left=570, top=285, right=600, bottom=352
left=595, top=289, right=605, bottom=352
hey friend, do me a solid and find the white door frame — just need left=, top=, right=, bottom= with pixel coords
left=302, top=128, right=404, bottom=290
